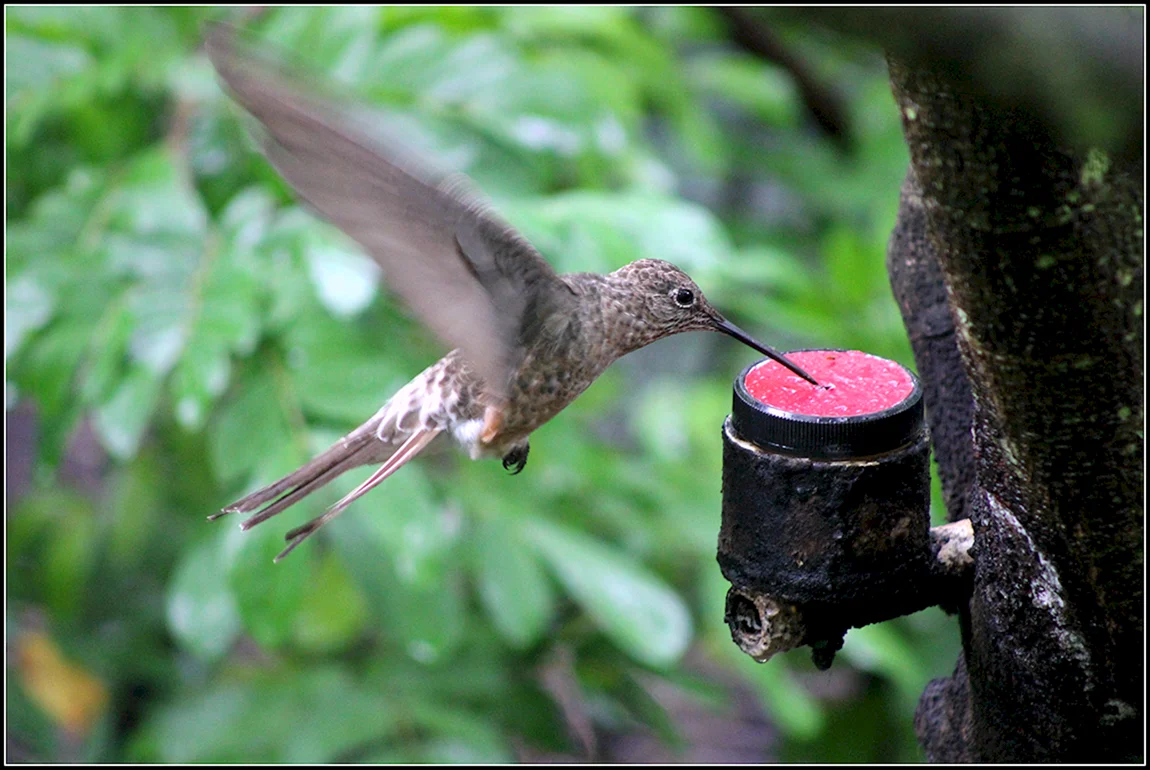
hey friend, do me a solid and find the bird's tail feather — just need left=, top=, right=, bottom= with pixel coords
left=211, top=421, right=387, bottom=529
left=274, top=428, right=441, bottom=562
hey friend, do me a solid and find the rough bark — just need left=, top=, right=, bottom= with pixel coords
left=887, top=60, right=1143, bottom=762
left=886, top=171, right=977, bottom=523
left=914, top=652, right=973, bottom=762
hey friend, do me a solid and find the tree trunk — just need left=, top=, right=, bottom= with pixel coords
left=886, top=59, right=1143, bottom=763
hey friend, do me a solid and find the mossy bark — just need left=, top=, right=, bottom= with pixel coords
left=887, top=59, right=1143, bottom=762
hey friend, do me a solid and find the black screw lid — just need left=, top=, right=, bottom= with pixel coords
left=730, top=351, right=924, bottom=460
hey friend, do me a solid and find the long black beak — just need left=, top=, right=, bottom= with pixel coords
left=715, top=319, right=819, bottom=386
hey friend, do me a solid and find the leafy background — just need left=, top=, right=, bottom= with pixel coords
left=7, top=7, right=960, bottom=763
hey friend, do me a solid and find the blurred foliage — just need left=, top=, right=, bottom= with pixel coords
left=7, top=7, right=960, bottom=763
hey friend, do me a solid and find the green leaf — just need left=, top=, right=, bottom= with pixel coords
left=331, top=510, right=466, bottom=664
left=92, top=365, right=163, bottom=460
left=280, top=304, right=409, bottom=425
left=5, top=273, right=56, bottom=361
left=525, top=519, right=692, bottom=668
left=209, top=367, right=294, bottom=485
left=472, top=517, right=555, bottom=648
left=497, top=6, right=634, bottom=41
left=841, top=624, right=929, bottom=712
left=361, top=23, right=460, bottom=98
left=746, top=658, right=825, bottom=739
left=303, top=236, right=381, bottom=319
left=9, top=490, right=99, bottom=619
left=89, top=148, right=210, bottom=393
left=727, top=245, right=816, bottom=297
left=645, top=6, right=726, bottom=44
left=166, top=536, right=241, bottom=662
left=170, top=338, right=232, bottom=431
left=5, top=34, right=93, bottom=145
left=689, top=53, right=800, bottom=128
left=631, top=381, right=694, bottom=462
left=507, top=192, right=733, bottom=278
left=169, top=203, right=263, bottom=430
left=133, top=681, right=249, bottom=762
left=344, top=464, right=453, bottom=587
left=824, top=225, right=883, bottom=306
left=292, top=550, right=369, bottom=653
left=6, top=320, right=88, bottom=465
left=134, top=666, right=395, bottom=763
left=408, top=704, right=513, bottom=763
left=606, top=670, right=686, bottom=750
left=108, top=147, right=207, bottom=239
left=224, top=520, right=311, bottom=650
left=106, top=450, right=164, bottom=566
left=78, top=296, right=132, bottom=407
left=277, top=668, right=397, bottom=763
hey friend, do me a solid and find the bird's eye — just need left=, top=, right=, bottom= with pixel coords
left=674, top=288, right=696, bottom=307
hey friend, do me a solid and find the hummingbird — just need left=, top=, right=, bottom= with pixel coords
left=204, top=26, right=818, bottom=562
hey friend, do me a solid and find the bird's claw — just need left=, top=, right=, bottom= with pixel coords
left=502, top=444, right=529, bottom=475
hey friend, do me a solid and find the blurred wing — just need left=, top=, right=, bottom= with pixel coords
left=205, top=25, right=574, bottom=398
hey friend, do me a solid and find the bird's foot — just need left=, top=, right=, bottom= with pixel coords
left=502, top=442, right=529, bottom=475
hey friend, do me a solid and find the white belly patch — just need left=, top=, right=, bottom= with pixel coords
left=452, top=418, right=491, bottom=459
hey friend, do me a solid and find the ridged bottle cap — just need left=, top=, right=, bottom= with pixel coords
left=731, top=350, right=923, bottom=460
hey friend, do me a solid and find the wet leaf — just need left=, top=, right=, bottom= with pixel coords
left=135, top=666, right=395, bottom=763
left=330, top=511, right=466, bottom=664
left=209, top=367, right=294, bottom=485
left=292, top=550, right=369, bottom=653
left=92, top=365, right=162, bottom=460
left=304, top=237, right=381, bottom=319
left=689, top=53, right=800, bottom=128
left=16, top=630, right=109, bottom=736
left=508, top=192, right=732, bottom=278
left=472, top=517, right=555, bottom=648
left=166, top=536, right=241, bottom=662
left=281, top=307, right=409, bottom=424
left=5, top=273, right=56, bottom=361
left=224, top=521, right=311, bottom=650
left=525, top=519, right=692, bottom=668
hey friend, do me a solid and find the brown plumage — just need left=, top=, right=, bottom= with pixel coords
left=204, top=25, right=817, bottom=561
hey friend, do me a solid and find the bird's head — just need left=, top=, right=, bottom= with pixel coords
left=609, top=259, right=818, bottom=385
